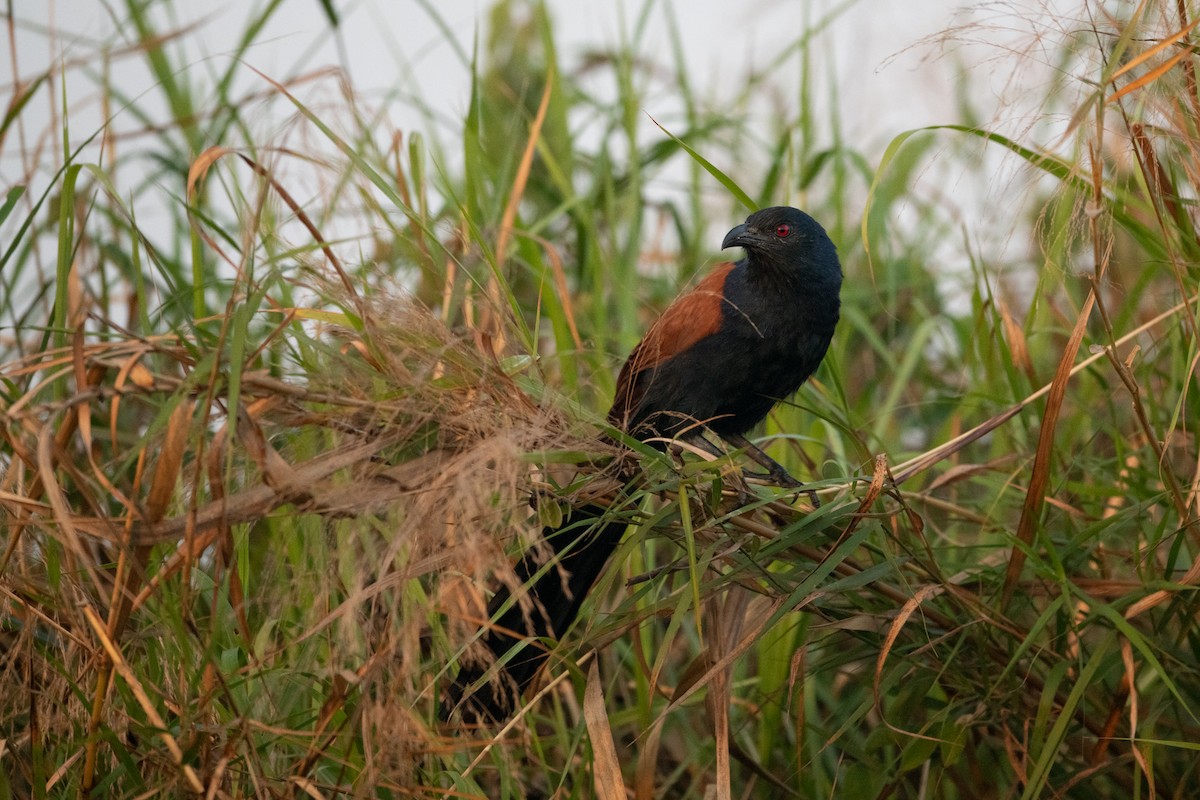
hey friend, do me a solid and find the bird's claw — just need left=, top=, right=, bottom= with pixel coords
left=740, top=467, right=820, bottom=507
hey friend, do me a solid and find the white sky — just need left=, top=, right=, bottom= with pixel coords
left=4, top=0, right=1093, bottom=307
left=6, top=1, right=1062, bottom=167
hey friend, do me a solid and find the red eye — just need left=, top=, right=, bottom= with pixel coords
left=775, top=224, right=790, bottom=237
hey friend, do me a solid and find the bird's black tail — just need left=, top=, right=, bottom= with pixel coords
left=445, top=503, right=626, bottom=723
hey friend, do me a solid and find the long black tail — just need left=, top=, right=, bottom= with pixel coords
left=445, top=504, right=626, bottom=723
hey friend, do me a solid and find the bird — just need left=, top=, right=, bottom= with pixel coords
left=447, top=205, right=842, bottom=723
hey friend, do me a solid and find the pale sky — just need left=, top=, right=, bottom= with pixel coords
left=5, top=0, right=1085, bottom=298
left=8, top=1, right=1046, bottom=165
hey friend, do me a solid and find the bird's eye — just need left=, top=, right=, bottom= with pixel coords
left=775, top=224, right=791, bottom=238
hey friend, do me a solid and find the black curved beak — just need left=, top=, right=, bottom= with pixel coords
left=721, top=222, right=757, bottom=250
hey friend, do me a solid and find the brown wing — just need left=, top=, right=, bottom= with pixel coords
left=608, top=262, right=735, bottom=431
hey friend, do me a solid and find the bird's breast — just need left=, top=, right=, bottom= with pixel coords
left=717, top=277, right=839, bottom=393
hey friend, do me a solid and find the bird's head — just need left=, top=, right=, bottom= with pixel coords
left=721, top=206, right=840, bottom=281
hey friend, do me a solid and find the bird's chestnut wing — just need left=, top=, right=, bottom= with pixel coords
left=608, top=262, right=735, bottom=432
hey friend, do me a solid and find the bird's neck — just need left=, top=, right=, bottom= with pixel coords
left=744, top=253, right=841, bottom=294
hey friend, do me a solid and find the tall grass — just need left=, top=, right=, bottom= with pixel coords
left=2, top=1, right=1199, bottom=797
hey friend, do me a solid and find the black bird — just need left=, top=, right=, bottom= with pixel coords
left=449, top=206, right=842, bottom=722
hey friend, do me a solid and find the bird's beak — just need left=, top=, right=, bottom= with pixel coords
left=721, top=222, right=755, bottom=250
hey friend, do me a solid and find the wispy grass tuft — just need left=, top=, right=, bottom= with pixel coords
left=3, top=1, right=1200, bottom=798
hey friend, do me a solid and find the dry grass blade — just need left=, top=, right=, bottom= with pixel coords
left=1001, top=253, right=1096, bottom=610
left=35, top=421, right=102, bottom=596
left=495, top=67, right=554, bottom=267
left=873, top=582, right=946, bottom=742
left=81, top=605, right=205, bottom=794
left=649, top=595, right=788, bottom=733
left=477, top=65, right=556, bottom=357
left=187, top=146, right=360, bottom=307
left=1118, top=639, right=1154, bottom=796
left=1107, top=13, right=1200, bottom=102
left=145, top=399, right=192, bottom=522
left=1130, top=121, right=1199, bottom=255
left=706, top=589, right=750, bottom=800
left=996, top=295, right=1035, bottom=382
left=520, top=227, right=584, bottom=349
left=633, top=713, right=667, bottom=800
left=892, top=405, right=1023, bottom=485
left=71, top=440, right=383, bottom=546
left=585, top=661, right=624, bottom=800
left=1123, top=544, right=1200, bottom=620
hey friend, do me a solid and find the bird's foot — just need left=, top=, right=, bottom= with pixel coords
left=741, top=464, right=801, bottom=488
left=741, top=467, right=819, bottom=508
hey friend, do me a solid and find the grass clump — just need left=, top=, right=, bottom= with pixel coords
left=2, top=1, right=1200, bottom=798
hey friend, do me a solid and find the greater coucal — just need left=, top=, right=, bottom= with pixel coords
left=448, top=205, right=842, bottom=722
